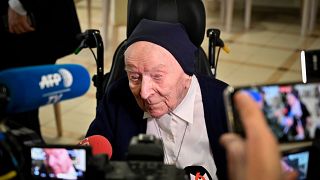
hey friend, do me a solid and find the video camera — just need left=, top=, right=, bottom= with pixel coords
left=86, top=134, right=187, bottom=180
left=30, top=135, right=189, bottom=180
left=1, top=122, right=187, bottom=180
left=0, top=119, right=44, bottom=180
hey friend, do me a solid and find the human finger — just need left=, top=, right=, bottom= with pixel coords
left=20, top=19, right=35, bottom=32
left=220, top=133, right=246, bottom=180
left=283, top=170, right=299, bottom=180
left=11, top=25, right=24, bottom=34
left=234, top=91, right=272, bottom=138
left=234, top=92, right=281, bottom=180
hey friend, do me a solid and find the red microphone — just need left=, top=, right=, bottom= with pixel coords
left=78, top=135, right=113, bottom=159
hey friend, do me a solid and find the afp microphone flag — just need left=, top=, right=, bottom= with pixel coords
left=0, top=64, right=90, bottom=113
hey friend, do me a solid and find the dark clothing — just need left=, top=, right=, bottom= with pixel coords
left=300, top=102, right=310, bottom=130
left=0, top=0, right=81, bottom=138
left=0, top=0, right=81, bottom=69
left=297, top=102, right=311, bottom=139
left=86, top=74, right=229, bottom=180
left=6, top=109, right=41, bottom=136
left=282, top=101, right=311, bottom=141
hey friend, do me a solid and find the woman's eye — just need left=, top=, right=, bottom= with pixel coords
left=129, top=74, right=140, bottom=81
left=152, top=74, right=162, bottom=80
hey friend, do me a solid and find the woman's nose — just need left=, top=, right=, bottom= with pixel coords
left=140, top=76, right=153, bottom=100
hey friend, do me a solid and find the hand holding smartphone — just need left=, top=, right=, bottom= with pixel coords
left=224, top=81, right=320, bottom=143
left=220, top=92, right=283, bottom=180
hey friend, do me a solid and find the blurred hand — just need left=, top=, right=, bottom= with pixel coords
left=8, top=7, right=34, bottom=34
left=220, top=92, right=298, bottom=180
left=281, top=160, right=299, bottom=180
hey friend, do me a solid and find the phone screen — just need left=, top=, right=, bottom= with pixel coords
left=282, top=147, right=310, bottom=180
left=225, top=82, right=320, bottom=142
left=31, top=146, right=88, bottom=179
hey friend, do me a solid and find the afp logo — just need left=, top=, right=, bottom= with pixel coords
left=39, top=68, right=73, bottom=89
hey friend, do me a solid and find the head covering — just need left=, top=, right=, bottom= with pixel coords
left=125, top=19, right=197, bottom=76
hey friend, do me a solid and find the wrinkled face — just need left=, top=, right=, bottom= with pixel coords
left=44, top=149, right=73, bottom=175
left=124, top=41, right=191, bottom=118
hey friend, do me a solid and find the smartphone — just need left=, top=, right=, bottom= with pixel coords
left=30, top=145, right=91, bottom=180
left=282, top=146, right=311, bottom=180
left=224, top=81, right=320, bottom=143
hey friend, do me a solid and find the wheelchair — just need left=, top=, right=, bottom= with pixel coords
left=76, top=0, right=226, bottom=106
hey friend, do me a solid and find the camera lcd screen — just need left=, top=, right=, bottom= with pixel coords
left=282, top=149, right=310, bottom=180
left=31, top=146, right=88, bottom=180
left=228, top=82, right=320, bottom=142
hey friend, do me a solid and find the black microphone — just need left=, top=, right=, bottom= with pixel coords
left=74, top=29, right=101, bottom=54
left=207, top=29, right=230, bottom=53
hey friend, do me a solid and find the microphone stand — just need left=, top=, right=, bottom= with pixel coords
left=75, top=29, right=104, bottom=106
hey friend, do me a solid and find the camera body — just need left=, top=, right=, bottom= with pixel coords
left=1, top=119, right=187, bottom=180
left=87, top=158, right=187, bottom=180
left=87, top=134, right=187, bottom=180
left=0, top=121, right=44, bottom=180
left=28, top=134, right=187, bottom=180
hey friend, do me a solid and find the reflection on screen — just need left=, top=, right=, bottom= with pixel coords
left=244, top=82, right=320, bottom=142
left=282, top=151, right=309, bottom=180
left=31, top=147, right=86, bottom=180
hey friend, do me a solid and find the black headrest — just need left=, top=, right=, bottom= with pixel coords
left=127, top=0, right=206, bottom=47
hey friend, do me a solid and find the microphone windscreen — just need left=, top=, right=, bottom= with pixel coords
left=79, top=135, right=112, bottom=158
left=0, top=64, right=90, bottom=113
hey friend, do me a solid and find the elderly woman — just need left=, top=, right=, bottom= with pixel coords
left=86, top=19, right=228, bottom=180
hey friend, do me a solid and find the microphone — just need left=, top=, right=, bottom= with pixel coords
left=74, top=29, right=101, bottom=54
left=216, top=38, right=230, bottom=54
left=206, top=28, right=230, bottom=54
left=0, top=64, right=90, bottom=114
left=78, top=135, right=113, bottom=159
left=184, top=165, right=212, bottom=180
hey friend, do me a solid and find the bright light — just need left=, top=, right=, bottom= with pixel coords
left=301, top=50, right=307, bottom=83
